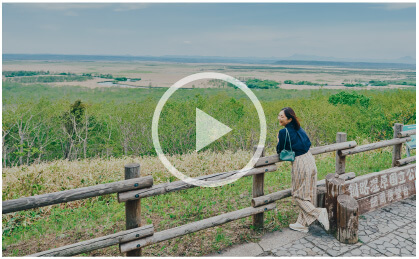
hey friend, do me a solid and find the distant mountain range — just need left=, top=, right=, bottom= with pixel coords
left=281, top=54, right=416, bottom=64
left=273, top=60, right=415, bottom=69
left=3, top=53, right=416, bottom=70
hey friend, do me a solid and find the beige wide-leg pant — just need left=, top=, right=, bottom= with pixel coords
left=291, top=151, right=322, bottom=227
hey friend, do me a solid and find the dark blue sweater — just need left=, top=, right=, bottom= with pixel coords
left=276, top=123, right=311, bottom=157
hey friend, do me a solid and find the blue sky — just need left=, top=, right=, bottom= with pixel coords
left=2, top=3, right=416, bottom=60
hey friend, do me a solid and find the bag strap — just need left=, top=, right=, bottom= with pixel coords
left=283, top=128, right=293, bottom=152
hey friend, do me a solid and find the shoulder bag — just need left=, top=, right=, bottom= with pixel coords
left=280, top=128, right=295, bottom=162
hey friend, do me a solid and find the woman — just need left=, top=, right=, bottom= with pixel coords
left=276, top=107, right=329, bottom=233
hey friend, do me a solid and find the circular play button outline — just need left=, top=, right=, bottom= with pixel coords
left=152, top=72, right=266, bottom=187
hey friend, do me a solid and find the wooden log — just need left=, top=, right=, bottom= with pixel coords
left=245, top=165, right=277, bottom=177
left=335, top=132, right=347, bottom=175
left=336, top=195, right=359, bottom=244
left=325, top=174, right=346, bottom=235
left=316, top=186, right=327, bottom=208
left=252, top=145, right=265, bottom=229
left=27, top=225, right=154, bottom=257
left=125, top=163, right=142, bottom=256
left=251, top=172, right=356, bottom=207
left=254, top=154, right=281, bottom=168
left=311, top=141, right=357, bottom=155
left=398, top=129, right=416, bottom=138
left=254, top=141, right=357, bottom=167
left=393, top=123, right=404, bottom=167
left=118, top=164, right=277, bottom=202
left=2, top=176, right=153, bottom=214
left=340, top=137, right=411, bottom=157
left=396, top=156, right=416, bottom=167
left=119, top=203, right=276, bottom=253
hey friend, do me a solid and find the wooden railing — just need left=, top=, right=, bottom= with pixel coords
left=2, top=123, right=415, bottom=256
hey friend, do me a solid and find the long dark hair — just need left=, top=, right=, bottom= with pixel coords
left=281, top=107, right=301, bottom=130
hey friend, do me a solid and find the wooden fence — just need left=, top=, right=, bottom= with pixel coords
left=2, top=123, right=416, bottom=257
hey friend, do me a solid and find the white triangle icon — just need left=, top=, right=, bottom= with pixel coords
left=196, top=108, right=232, bottom=152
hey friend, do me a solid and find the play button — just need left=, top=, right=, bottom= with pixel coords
left=196, top=108, right=232, bottom=152
left=152, top=72, right=266, bottom=187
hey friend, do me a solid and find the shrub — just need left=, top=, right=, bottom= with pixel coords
left=369, top=80, right=388, bottom=86
left=245, top=79, right=279, bottom=89
left=3, top=71, right=50, bottom=77
left=328, top=91, right=370, bottom=108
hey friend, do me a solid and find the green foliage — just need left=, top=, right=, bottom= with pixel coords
left=328, top=91, right=370, bottom=108
left=295, top=81, right=322, bottom=86
left=0, top=80, right=319, bottom=103
left=3, top=71, right=50, bottom=77
left=386, top=80, right=416, bottom=86
left=96, top=74, right=113, bottom=79
left=114, top=77, right=127, bottom=81
left=245, top=79, right=279, bottom=89
left=369, top=80, right=388, bottom=86
left=2, top=81, right=416, bottom=166
left=284, top=80, right=326, bottom=86
left=7, top=75, right=91, bottom=83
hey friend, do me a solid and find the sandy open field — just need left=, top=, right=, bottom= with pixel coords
left=2, top=60, right=415, bottom=90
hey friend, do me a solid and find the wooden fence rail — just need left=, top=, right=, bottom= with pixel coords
left=27, top=225, right=154, bottom=257
left=253, top=140, right=357, bottom=167
left=398, top=129, right=416, bottom=138
left=117, top=164, right=277, bottom=202
left=2, top=176, right=153, bottom=214
left=3, top=123, right=416, bottom=257
left=396, top=156, right=416, bottom=166
left=340, top=137, right=411, bottom=156
left=119, top=203, right=276, bottom=253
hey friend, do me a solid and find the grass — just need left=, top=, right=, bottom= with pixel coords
left=2, top=80, right=325, bottom=103
left=2, top=144, right=415, bottom=256
left=3, top=80, right=415, bottom=106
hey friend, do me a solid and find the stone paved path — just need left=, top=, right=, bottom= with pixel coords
left=208, top=195, right=416, bottom=257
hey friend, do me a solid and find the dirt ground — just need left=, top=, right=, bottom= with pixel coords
left=2, top=60, right=415, bottom=90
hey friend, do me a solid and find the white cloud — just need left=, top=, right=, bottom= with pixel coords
left=18, top=3, right=149, bottom=12
left=113, top=3, right=149, bottom=12
left=374, top=3, right=415, bottom=10
left=21, top=3, right=111, bottom=11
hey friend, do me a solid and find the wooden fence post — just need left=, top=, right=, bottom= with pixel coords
left=335, top=132, right=347, bottom=175
left=125, top=163, right=142, bottom=256
left=336, top=194, right=359, bottom=244
left=392, top=123, right=403, bottom=167
left=325, top=173, right=346, bottom=235
left=252, top=145, right=265, bottom=230
left=316, top=186, right=327, bottom=208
